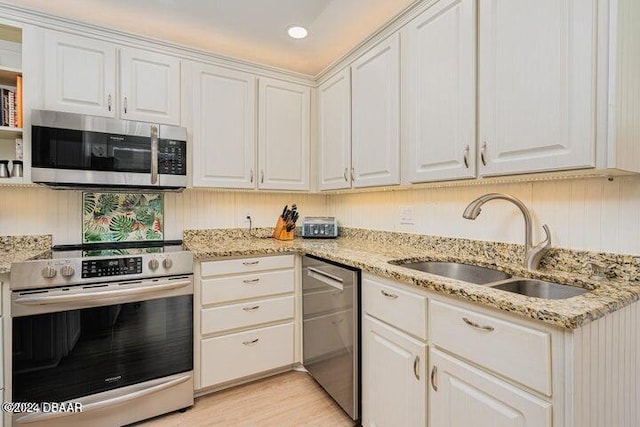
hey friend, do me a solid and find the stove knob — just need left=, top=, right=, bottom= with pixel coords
left=148, top=259, right=160, bottom=270
left=162, top=258, right=173, bottom=269
left=60, top=265, right=75, bottom=278
left=41, top=265, right=57, bottom=279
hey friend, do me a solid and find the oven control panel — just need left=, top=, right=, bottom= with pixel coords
left=82, top=257, right=143, bottom=278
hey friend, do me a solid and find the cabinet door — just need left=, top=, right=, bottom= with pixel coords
left=119, top=47, right=181, bottom=125
left=351, top=33, right=400, bottom=188
left=402, top=0, right=476, bottom=183
left=318, top=68, right=351, bottom=191
left=257, top=77, right=310, bottom=191
left=478, top=0, right=596, bottom=176
left=430, top=348, right=551, bottom=427
left=191, top=63, right=256, bottom=188
left=362, top=315, right=426, bottom=427
left=44, top=31, right=116, bottom=117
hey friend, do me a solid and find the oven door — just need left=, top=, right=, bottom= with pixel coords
left=11, top=276, right=193, bottom=404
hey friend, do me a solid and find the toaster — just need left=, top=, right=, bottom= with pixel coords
left=301, top=217, right=339, bottom=238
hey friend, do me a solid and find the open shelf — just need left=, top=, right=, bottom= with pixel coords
left=0, top=176, right=25, bottom=185
left=0, top=126, right=22, bottom=139
left=0, top=65, right=21, bottom=86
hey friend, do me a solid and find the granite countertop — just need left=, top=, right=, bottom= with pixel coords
left=0, top=235, right=52, bottom=274
left=184, top=228, right=640, bottom=330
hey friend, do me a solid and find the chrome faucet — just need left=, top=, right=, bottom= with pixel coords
left=462, top=193, right=551, bottom=270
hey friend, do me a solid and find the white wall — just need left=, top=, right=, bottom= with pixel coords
left=327, top=176, right=640, bottom=255
left=0, top=187, right=327, bottom=244
left=1, top=175, right=639, bottom=255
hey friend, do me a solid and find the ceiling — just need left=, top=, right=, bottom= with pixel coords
left=7, top=0, right=418, bottom=75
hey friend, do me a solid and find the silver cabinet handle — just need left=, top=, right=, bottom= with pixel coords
left=343, top=167, right=348, bottom=182
left=462, top=317, right=495, bottom=332
left=250, top=169, right=254, bottom=183
left=243, top=305, right=260, bottom=312
left=413, top=356, right=420, bottom=380
left=380, top=289, right=398, bottom=299
left=243, top=260, right=260, bottom=266
left=350, top=167, right=355, bottom=181
left=463, top=144, right=470, bottom=168
left=480, top=142, right=487, bottom=166
left=242, top=278, right=260, bottom=284
left=331, top=318, right=344, bottom=325
left=150, top=124, right=159, bottom=185
left=243, top=338, right=259, bottom=345
left=430, top=366, right=438, bottom=391
left=108, top=94, right=112, bottom=112
left=124, top=96, right=128, bottom=114
left=260, top=170, right=264, bottom=183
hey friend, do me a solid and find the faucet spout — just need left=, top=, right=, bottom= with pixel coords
left=462, top=193, right=551, bottom=270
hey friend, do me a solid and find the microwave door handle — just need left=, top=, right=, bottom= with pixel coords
left=151, top=124, right=159, bottom=185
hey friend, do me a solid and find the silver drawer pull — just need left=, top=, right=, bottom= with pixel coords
left=380, top=289, right=398, bottom=299
left=413, top=356, right=420, bottom=380
left=243, top=338, right=259, bottom=345
left=331, top=318, right=344, bottom=325
left=242, top=260, right=260, bottom=265
left=242, top=278, right=260, bottom=284
left=462, top=317, right=495, bottom=332
left=243, top=305, right=260, bottom=312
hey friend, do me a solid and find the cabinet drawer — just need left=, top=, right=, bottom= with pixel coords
left=202, top=269, right=294, bottom=305
left=201, top=322, right=294, bottom=387
left=201, top=295, right=294, bottom=335
left=363, top=276, right=427, bottom=340
left=201, top=255, right=294, bottom=276
left=430, top=300, right=551, bottom=395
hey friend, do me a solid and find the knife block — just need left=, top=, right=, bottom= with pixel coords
left=272, top=217, right=294, bottom=241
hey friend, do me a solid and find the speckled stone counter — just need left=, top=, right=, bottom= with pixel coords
left=184, top=228, right=640, bottom=330
left=0, top=235, right=53, bottom=274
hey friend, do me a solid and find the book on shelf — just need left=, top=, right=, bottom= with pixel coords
left=0, top=84, right=20, bottom=128
left=16, top=75, right=22, bottom=128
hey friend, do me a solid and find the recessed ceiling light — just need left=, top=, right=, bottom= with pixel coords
left=287, top=26, right=308, bottom=39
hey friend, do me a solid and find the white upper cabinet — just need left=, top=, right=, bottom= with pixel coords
left=351, top=33, right=400, bottom=188
left=258, top=77, right=310, bottom=191
left=44, top=31, right=180, bottom=125
left=402, top=0, right=476, bottom=183
left=318, top=68, right=351, bottom=191
left=44, top=31, right=116, bottom=117
left=191, top=63, right=256, bottom=189
left=119, top=47, right=181, bottom=125
left=478, top=0, right=597, bottom=176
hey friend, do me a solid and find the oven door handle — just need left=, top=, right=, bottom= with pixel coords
left=14, top=373, right=191, bottom=424
left=13, top=280, right=191, bottom=306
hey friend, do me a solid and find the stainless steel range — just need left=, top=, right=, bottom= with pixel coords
left=9, top=241, right=194, bottom=427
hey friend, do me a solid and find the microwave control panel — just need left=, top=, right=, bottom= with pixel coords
left=159, top=139, right=187, bottom=175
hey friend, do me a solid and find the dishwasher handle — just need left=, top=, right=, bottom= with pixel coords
left=307, top=267, right=344, bottom=291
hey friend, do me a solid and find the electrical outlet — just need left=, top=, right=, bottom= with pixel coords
left=241, top=209, right=252, bottom=225
left=399, top=205, right=414, bottom=225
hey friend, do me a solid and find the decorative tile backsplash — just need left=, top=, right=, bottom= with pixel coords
left=82, top=193, right=164, bottom=243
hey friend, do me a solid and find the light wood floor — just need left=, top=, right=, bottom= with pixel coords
left=135, top=371, right=356, bottom=427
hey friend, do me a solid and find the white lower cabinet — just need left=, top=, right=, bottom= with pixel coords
left=362, top=315, right=426, bottom=427
left=197, top=255, right=295, bottom=390
left=429, top=348, right=552, bottom=427
left=201, top=322, right=294, bottom=387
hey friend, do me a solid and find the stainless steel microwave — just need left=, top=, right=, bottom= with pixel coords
left=31, top=110, right=187, bottom=190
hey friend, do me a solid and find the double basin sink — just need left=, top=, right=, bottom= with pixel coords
left=394, top=261, right=588, bottom=300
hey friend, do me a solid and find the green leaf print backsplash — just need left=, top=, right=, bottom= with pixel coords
left=82, top=193, right=164, bottom=243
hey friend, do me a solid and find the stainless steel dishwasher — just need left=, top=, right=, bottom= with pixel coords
left=302, top=255, right=360, bottom=421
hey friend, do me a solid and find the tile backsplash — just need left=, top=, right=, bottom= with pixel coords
left=82, top=193, right=164, bottom=243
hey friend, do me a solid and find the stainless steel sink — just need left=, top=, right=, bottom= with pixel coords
left=397, top=261, right=512, bottom=285
left=489, top=279, right=588, bottom=299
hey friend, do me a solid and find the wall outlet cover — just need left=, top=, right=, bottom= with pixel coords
left=399, top=205, right=414, bottom=225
